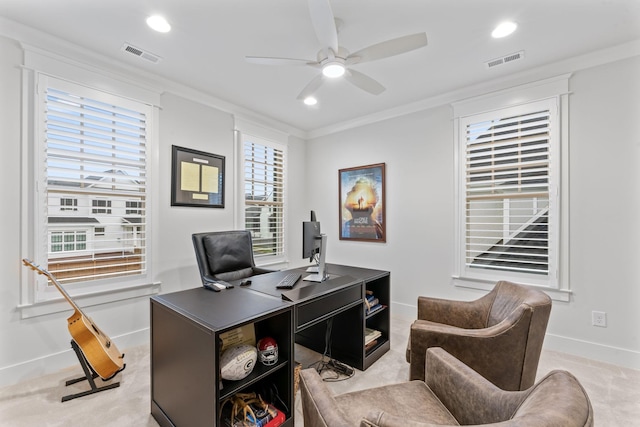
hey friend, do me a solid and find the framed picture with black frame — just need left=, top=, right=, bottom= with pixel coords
left=339, top=163, right=386, bottom=242
left=171, top=145, right=225, bottom=208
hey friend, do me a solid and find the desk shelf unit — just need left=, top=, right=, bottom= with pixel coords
left=150, top=288, right=294, bottom=427
left=291, top=265, right=390, bottom=371
left=364, top=273, right=390, bottom=364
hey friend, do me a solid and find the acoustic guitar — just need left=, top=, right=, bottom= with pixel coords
left=22, top=259, right=125, bottom=380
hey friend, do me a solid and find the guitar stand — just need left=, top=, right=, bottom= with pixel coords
left=62, top=340, right=121, bottom=402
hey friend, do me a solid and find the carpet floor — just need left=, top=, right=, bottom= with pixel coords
left=1, top=316, right=638, bottom=426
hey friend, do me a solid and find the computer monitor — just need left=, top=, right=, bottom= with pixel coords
left=302, top=220, right=321, bottom=261
left=302, top=210, right=327, bottom=282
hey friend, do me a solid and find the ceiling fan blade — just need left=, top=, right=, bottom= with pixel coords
left=245, top=56, right=318, bottom=67
left=347, top=32, right=428, bottom=64
left=308, top=0, right=339, bottom=55
left=344, top=69, right=385, bottom=95
left=296, top=74, right=326, bottom=100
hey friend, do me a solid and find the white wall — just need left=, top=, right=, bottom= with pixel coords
left=0, top=34, right=308, bottom=387
left=306, top=55, right=640, bottom=369
left=305, top=106, right=458, bottom=309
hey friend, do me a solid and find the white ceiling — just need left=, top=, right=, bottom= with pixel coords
left=1, top=0, right=639, bottom=134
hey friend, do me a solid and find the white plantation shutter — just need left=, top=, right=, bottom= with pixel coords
left=460, top=99, right=557, bottom=281
left=242, top=136, right=286, bottom=259
left=43, top=82, right=149, bottom=284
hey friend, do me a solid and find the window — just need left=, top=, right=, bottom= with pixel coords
left=60, top=197, right=78, bottom=211
left=462, top=104, right=553, bottom=279
left=237, top=125, right=288, bottom=264
left=38, top=77, right=150, bottom=286
left=92, top=199, right=112, bottom=214
left=50, top=231, right=87, bottom=253
left=453, top=76, right=569, bottom=293
left=126, top=200, right=143, bottom=215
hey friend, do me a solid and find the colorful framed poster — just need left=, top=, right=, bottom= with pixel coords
left=339, top=163, right=386, bottom=242
left=171, top=145, right=225, bottom=208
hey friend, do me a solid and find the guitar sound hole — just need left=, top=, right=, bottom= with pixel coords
left=92, top=324, right=101, bottom=335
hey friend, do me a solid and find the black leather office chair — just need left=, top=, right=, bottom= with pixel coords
left=192, top=230, right=274, bottom=284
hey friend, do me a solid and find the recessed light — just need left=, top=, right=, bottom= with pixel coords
left=147, top=15, right=171, bottom=33
left=304, top=96, right=318, bottom=106
left=492, top=21, right=517, bottom=38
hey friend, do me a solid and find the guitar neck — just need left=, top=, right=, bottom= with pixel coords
left=22, top=259, right=85, bottom=315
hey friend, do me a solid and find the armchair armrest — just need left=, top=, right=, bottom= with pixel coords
left=409, top=305, right=535, bottom=390
left=416, top=294, right=492, bottom=329
left=361, top=412, right=448, bottom=427
left=298, top=368, right=352, bottom=427
left=425, top=347, right=525, bottom=425
left=361, top=348, right=525, bottom=427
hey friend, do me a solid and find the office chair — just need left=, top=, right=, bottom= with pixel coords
left=192, top=230, right=274, bottom=284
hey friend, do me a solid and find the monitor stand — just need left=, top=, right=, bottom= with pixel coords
left=304, top=234, right=328, bottom=282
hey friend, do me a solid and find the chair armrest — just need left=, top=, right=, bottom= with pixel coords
left=425, top=347, right=525, bottom=425
left=409, top=305, right=535, bottom=389
left=361, top=412, right=451, bottom=427
left=252, top=266, right=277, bottom=275
left=298, top=368, right=352, bottom=426
left=417, top=295, right=491, bottom=329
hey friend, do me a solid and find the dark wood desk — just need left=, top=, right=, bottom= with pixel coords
left=150, top=264, right=390, bottom=427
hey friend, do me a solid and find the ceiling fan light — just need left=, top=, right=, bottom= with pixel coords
left=322, top=62, right=345, bottom=78
left=492, top=21, right=517, bottom=38
left=303, top=96, right=318, bottom=106
left=147, top=15, right=171, bottom=33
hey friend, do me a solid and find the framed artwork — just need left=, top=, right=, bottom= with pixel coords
left=338, top=163, right=386, bottom=242
left=171, top=145, right=225, bottom=208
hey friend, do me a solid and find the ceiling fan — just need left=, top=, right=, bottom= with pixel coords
left=245, top=0, right=428, bottom=101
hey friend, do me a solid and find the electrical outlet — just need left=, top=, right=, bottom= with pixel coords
left=592, top=311, right=607, bottom=327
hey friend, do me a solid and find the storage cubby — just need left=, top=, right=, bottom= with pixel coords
left=363, top=273, right=390, bottom=369
left=151, top=288, right=294, bottom=427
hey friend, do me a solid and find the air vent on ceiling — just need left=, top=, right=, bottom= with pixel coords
left=485, top=50, right=525, bottom=69
left=121, top=43, right=162, bottom=64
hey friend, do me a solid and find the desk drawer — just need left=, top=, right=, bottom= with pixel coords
left=296, top=284, right=362, bottom=330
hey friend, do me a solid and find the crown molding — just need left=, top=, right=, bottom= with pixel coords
left=306, top=39, right=640, bottom=139
left=0, top=16, right=306, bottom=140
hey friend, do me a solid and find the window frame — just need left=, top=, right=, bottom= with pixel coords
left=19, top=49, right=161, bottom=318
left=234, top=120, right=289, bottom=267
left=452, top=75, right=571, bottom=301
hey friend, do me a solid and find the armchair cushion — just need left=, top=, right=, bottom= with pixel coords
left=407, top=281, right=551, bottom=390
left=299, top=365, right=457, bottom=427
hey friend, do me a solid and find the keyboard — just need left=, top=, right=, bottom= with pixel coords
left=276, top=272, right=301, bottom=289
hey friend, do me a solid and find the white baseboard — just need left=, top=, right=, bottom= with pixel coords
left=543, top=333, right=640, bottom=371
left=390, top=301, right=416, bottom=322
left=390, top=301, right=640, bottom=371
left=0, top=328, right=149, bottom=388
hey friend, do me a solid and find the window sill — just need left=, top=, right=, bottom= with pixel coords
left=452, top=276, right=571, bottom=302
left=18, top=281, right=161, bottom=319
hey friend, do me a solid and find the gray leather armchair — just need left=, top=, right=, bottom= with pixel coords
left=299, top=347, right=594, bottom=427
left=407, top=280, right=551, bottom=391
left=192, top=230, right=274, bottom=284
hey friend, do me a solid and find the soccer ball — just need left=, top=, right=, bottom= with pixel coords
left=220, top=344, right=258, bottom=381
